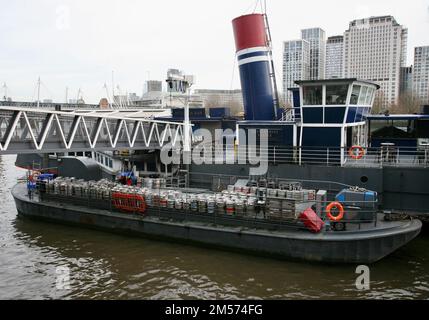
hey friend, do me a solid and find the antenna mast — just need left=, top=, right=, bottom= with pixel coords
left=2, top=83, right=8, bottom=101
left=111, top=71, right=116, bottom=107
left=36, top=77, right=41, bottom=108
left=263, top=1, right=280, bottom=114
left=77, top=88, right=82, bottom=104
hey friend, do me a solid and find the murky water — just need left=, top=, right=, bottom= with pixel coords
left=0, top=155, right=428, bottom=300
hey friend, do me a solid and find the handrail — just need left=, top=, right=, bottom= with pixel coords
left=189, top=144, right=429, bottom=169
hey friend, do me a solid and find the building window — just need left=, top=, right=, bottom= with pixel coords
left=303, top=86, right=323, bottom=105
left=326, top=85, right=348, bottom=105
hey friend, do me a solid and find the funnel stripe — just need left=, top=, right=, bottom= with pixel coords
left=238, top=50, right=268, bottom=61
left=238, top=56, right=270, bottom=66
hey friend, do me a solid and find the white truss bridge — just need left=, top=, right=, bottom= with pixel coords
left=0, top=107, right=188, bottom=155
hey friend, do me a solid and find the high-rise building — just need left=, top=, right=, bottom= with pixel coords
left=301, top=28, right=326, bottom=80
left=326, top=36, right=344, bottom=79
left=413, top=46, right=429, bottom=104
left=282, top=40, right=310, bottom=105
left=146, top=80, right=163, bottom=93
left=343, top=16, right=408, bottom=109
left=400, top=66, right=413, bottom=95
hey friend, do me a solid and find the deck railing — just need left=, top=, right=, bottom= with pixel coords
left=190, top=144, right=429, bottom=168
left=37, top=180, right=379, bottom=233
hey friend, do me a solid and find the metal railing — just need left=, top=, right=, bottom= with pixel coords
left=37, top=183, right=379, bottom=233
left=190, top=144, right=429, bottom=168
left=0, top=100, right=100, bottom=109
left=278, top=108, right=295, bottom=122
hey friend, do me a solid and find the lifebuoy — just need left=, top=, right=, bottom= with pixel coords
left=349, top=145, right=365, bottom=160
left=326, top=202, right=345, bottom=222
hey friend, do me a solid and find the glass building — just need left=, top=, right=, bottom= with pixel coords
left=282, top=40, right=310, bottom=106
left=413, top=46, right=429, bottom=104
left=326, top=36, right=344, bottom=79
left=301, top=28, right=326, bottom=80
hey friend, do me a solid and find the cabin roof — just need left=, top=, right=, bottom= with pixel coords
left=294, top=78, right=380, bottom=89
left=367, top=114, right=429, bottom=120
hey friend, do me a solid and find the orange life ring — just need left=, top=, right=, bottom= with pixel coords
left=326, top=202, right=345, bottom=222
left=349, top=145, right=365, bottom=160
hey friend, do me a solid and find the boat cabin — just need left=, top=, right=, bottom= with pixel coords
left=238, top=78, right=380, bottom=164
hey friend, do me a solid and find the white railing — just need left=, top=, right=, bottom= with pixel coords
left=278, top=108, right=295, bottom=122
left=189, top=145, right=429, bottom=168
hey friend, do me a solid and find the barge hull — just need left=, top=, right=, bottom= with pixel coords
left=12, top=184, right=422, bottom=264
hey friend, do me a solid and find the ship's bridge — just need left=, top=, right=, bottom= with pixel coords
left=237, top=78, right=380, bottom=165
left=289, top=78, right=379, bottom=163
left=292, top=78, right=379, bottom=125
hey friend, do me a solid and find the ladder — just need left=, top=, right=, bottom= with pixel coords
left=263, top=14, right=280, bottom=116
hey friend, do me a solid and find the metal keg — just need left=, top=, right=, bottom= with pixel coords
left=183, top=199, right=191, bottom=211
left=235, top=199, right=245, bottom=216
left=190, top=197, right=198, bottom=212
left=175, top=199, right=183, bottom=210
left=216, top=198, right=225, bottom=214
left=226, top=200, right=235, bottom=216
left=267, top=188, right=277, bottom=198
left=146, top=193, right=153, bottom=207
left=277, top=189, right=287, bottom=199
left=207, top=198, right=216, bottom=215
left=198, top=197, right=207, bottom=214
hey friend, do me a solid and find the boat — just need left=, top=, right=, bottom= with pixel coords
left=14, top=11, right=429, bottom=222
left=12, top=174, right=422, bottom=264
left=9, top=11, right=425, bottom=263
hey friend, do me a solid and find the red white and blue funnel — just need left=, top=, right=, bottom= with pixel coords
left=232, top=14, right=276, bottom=121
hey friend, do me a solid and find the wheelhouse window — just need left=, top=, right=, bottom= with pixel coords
left=364, top=88, right=373, bottom=105
left=303, top=86, right=322, bottom=105
left=350, top=85, right=361, bottom=105
left=358, top=87, right=368, bottom=105
left=325, top=85, right=348, bottom=105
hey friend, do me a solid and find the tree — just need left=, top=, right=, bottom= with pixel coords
left=372, top=91, right=386, bottom=114
left=229, top=99, right=244, bottom=117
left=390, top=92, right=422, bottom=114
left=204, top=96, right=221, bottom=109
left=203, top=96, right=244, bottom=117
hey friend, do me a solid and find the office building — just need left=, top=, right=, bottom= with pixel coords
left=282, top=40, right=310, bottom=105
left=326, top=36, right=344, bottom=79
left=413, top=46, right=429, bottom=104
left=400, top=66, right=413, bottom=95
left=343, top=16, right=408, bottom=108
left=301, top=28, right=326, bottom=80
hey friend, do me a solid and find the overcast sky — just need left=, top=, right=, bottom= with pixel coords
left=1, top=0, right=428, bottom=103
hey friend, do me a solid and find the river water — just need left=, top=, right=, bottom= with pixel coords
left=0, top=155, right=428, bottom=300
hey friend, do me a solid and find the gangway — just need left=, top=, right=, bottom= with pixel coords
left=0, top=106, right=188, bottom=154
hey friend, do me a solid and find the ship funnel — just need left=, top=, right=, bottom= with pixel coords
left=232, top=14, right=276, bottom=121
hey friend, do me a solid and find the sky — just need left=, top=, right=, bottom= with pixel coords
left=1, top=0, right=429, bottom=104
